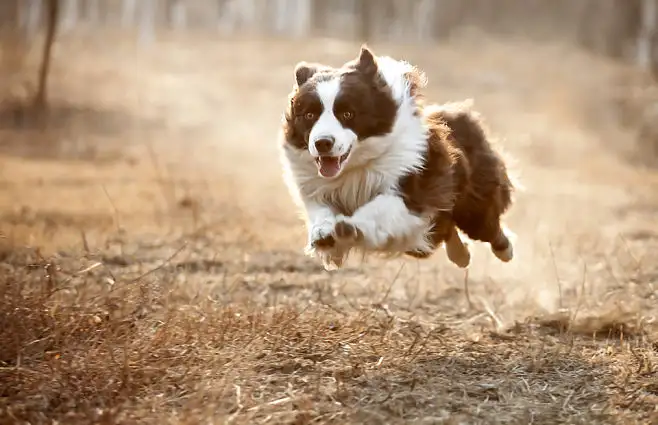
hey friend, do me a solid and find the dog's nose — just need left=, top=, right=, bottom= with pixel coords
left=314, top=137, right=334, bottom=155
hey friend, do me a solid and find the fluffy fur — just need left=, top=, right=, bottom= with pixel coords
left=279, top=45, right=517, bottom=271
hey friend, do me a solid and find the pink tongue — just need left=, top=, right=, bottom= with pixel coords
left=318, top=157, right=341, bottom=177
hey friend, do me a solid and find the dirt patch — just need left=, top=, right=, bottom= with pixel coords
left=1, top=247, right=657, bottom=424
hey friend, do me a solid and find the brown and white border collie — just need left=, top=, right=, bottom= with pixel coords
left=279, top=45, right=517, bottom=271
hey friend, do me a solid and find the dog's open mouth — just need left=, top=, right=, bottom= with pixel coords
left=315, top=149, right=351, bottom=178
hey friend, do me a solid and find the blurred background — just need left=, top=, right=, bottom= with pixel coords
left=0, top=0, right=657, bottom=294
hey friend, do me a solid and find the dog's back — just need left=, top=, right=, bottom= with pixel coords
left=422, top=100, right=516, bottom=255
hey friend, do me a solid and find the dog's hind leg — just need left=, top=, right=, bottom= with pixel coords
left=455, top=214, right=514, bottom=263
left=490, top=224, right=514, bottom=262
left=445, top=226, right=470, bottom=268
left=435, top=213, right=471, bottom=268
left=405, top=213, right=470, bottom=268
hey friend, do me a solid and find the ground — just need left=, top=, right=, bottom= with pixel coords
left=1, top=31, right=658, bottom=424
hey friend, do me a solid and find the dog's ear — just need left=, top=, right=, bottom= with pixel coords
left=405, top=66, right=427, bottom=97
left=356, top=45, right=378, bottom=77
left=294, top=61, right=320, bottom=87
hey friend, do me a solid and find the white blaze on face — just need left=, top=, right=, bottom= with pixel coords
left=308, top=77, right=358, bottom=178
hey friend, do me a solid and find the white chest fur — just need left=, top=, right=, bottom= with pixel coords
left=287, top=155, right=399, bottom=216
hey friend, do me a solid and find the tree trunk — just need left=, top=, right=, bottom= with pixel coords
left=34, top=0, right=59, bottom=109
left=638, top=0, right=658, bottom=69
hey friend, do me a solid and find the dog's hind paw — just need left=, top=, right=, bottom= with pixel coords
left=491, top=225, right=515, bottom=263
left=405, top=249, right=433, bottom=259
left=492, top=243, right=513, bottom=262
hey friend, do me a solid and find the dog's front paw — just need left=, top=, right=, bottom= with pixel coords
left=312, top=233, right=336, bottom=249
left=305, top=220, right=337, bottom=256
left=333, top=218, right=360, bottom=243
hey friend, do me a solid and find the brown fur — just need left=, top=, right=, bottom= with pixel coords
left=399, top=101, right=515, bottom=259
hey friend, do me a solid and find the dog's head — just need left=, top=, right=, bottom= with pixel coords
left=283, top=46, right=426, bottom=179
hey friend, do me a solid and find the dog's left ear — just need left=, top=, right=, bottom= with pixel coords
left=294, top=61, right=320, bottom=87
left=356, top=45, right=378, bottom=77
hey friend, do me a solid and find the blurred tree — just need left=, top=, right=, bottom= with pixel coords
left=86, top=0, right=100, bottom=24
left=60, top=0, right=79, bottom=32
left=637, top=0, right=658, bottom=75
left=167, top=0, right=187, bottom=30
left=0, top=1, right=28, bottom=102
left=34, top=0, right=59, bottom=109
left=139, top=0, right=157, bottom=46
left=0, top=1, right=20, bottom=33
left=356, top=0, right=371, bottom=42
left=23, top=0, right=43, bottom=37
left=0, top=1, right=19, bottom=26
left=121, top=0, right=137, bottom=28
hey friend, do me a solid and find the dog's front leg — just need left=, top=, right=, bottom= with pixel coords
left=304, top=202, right=336, bottom=253
left=303, top=202, right=348, bottom=270
left=332, top=193, right=429, bottom=253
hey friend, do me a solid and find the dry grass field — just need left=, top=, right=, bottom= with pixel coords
left=1, top=31, right=658, bottom=424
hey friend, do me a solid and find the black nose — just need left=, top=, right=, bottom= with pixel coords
left=314, top=137, right=334, bottom=154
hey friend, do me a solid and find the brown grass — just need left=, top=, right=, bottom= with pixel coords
left=2, top=244, right=657, bottom=425
left=1, top=31, right=658, bottom=424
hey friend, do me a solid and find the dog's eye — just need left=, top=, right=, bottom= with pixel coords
left=304, top=112, right=315, bottom=121
left=342, top=111, right=354, bottom=120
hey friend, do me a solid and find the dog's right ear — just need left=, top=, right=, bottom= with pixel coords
left=356, top=45, right=378, bottom=77
left=294, top=61, right=319, bottom=87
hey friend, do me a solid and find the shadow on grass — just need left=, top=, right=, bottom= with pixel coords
left=0, top=247, right=656, bottom=425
